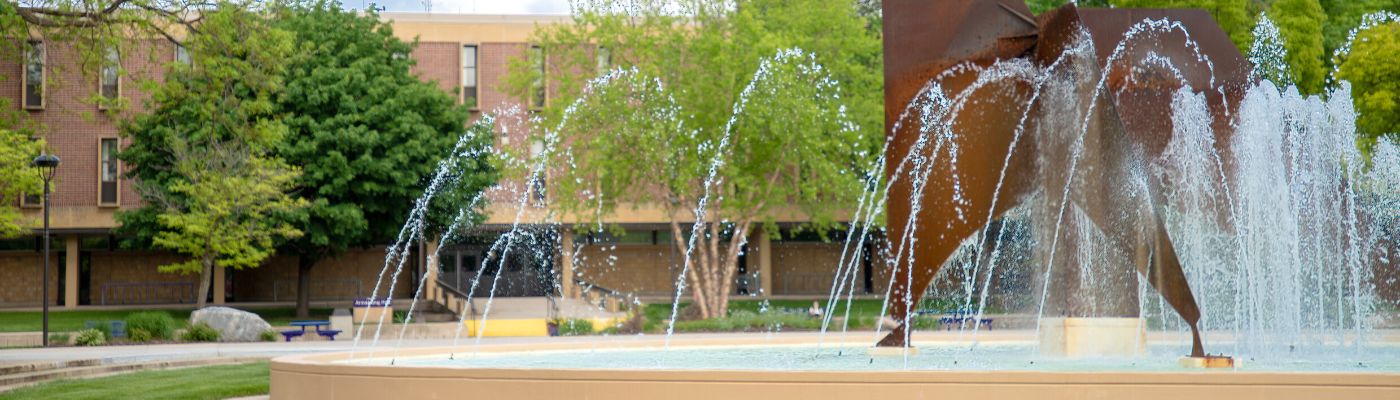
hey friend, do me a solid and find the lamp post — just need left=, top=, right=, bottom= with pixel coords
left=32, top=152, right=59, bottom=347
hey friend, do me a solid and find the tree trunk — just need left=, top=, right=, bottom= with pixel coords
left=196, top=256, right=214, bottom=309
left=296, top=253, right=316, bottom=318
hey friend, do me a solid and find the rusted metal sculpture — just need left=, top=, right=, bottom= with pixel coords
left=879, top=0, right=1252, bottom=358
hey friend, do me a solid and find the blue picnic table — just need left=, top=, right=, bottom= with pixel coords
left=281, top=320, right=342, bottom=342
left=913, top=309, right=994, bottom=331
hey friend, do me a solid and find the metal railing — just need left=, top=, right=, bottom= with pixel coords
left=100, top=282, right=196, bottom=305
left=434, top=277, right=475, bottom=322
left=271, top=278, right=362, bottom=302
left=573, top=278, right=634, bottom=312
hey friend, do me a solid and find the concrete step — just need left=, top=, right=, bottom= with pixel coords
left=0, top=358, right=102, bottom=377
left=0, top=356, right=264, bottom=393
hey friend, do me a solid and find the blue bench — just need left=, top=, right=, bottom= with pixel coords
left=280, top=330, right=305, bottom=342
left=914, top=309, right=994, bottom=330
left=938, top=316, right=994, bottom=330
left=284, top=320, right=338, bottom=342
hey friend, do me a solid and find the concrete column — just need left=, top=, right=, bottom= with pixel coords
left=213, top=265, right=225, bottom=305
left=425, top=240, right=440, bottom=302
left=560, top=230, right=576, bottom=299
left=756, top=227, right=773, bottom=296
left=63, top=235, right=78, bottom=309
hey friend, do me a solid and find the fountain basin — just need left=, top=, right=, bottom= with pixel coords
left=270, top=335, right=1400, bottom=399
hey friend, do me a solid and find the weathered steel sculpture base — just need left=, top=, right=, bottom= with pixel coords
left=879, top=0, right=1252, bottom=358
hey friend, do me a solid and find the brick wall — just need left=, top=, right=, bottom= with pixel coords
left=0, top=40, right=172, bottom=210
left=232, top=246, right=413, bottom=302
left=89, top=251, right=197, bottom=305
left=771, top=242, right=848, bottom=295
left=411, top=42, right=460, bottom=96
left=0, top=252, right=48, bottom=306
left=574, top=244, right=677, bottom=296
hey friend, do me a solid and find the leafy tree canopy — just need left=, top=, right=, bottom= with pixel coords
left=269, top=0, right=495, bottom=316
left=119, top=2, right=297, bottom=245
left=506, top=0, right=882, bottom=318
left=1338, top=22, right=1400, bottom=150
left=271, top=0, right=493, bottom=254
left=1269, top=0, right=1327, bottom=94
left=0, top=129, right=42, bottom=238
left=117, top=3, right=305, bottom=307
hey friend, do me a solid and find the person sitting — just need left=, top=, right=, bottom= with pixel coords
left=807, top=301, right=823, bottom=319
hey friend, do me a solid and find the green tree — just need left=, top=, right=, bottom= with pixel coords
left=270, top=1, right=494, bottom=317
left=1110, top=0, right=1255, bottom=53
left=507, top=0, right=882, bottom=319
left=0, top=129, right=42, bottom=238
left=118, top=4, right=305, bottom=307
left=1320, top=0, right=1400, bottom=72
left=152, top=141, right=306, bottom=308
left=1270, top=0, right=1327, bottom=94
left=1338, top=22, right=1400, bottom=151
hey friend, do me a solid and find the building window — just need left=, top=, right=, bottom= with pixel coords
left=99, top=138, right=119, bottom=206
left=462, top=45, right=478, bottom=108
left=175, top=44, right=191, bottom=65
left=529, top=46, right=545, bottom=109
left=19, top=192, right=41, bottom=208
left=23, top=41, right=44, bottom=109
left=596, top=46, right=611, bottom=73
left=530, top=139, right=546, bottom=202
left=99, top=47, right=120, bottom=104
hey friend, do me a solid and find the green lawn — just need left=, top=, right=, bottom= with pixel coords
left=0, top=308, right=333, bottom=333
left=0, top=362, right=269, bottom=400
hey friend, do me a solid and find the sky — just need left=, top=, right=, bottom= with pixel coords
left=352, top=0, right=573, bottom=14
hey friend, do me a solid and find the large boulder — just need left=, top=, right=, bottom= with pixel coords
left=190, top=307, right=272, bottom=342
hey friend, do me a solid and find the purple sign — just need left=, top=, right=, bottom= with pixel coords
left=353, top=298, right=391, bottom=307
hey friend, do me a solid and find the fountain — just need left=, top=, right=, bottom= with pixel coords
left=875, top=0, right=1248, bottom=362
left=270, top=1, right=1400, bottom=398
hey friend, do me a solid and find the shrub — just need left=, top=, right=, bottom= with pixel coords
left=259, top=330, right=277, bottom=342
left=128, top=328, right=153, bottom=343
left=181, top=322, right=220, bottom=342
left=92, top=323, right=113, bottom=341
left=74, top=329, right=106, bottom=346
left=48, top=333, right=70, bottom=345
left=557, top=319, right=594, bottom=336
left=125, top=312, right=177, bottom=340
left=672, top=310, right=822, bottom=333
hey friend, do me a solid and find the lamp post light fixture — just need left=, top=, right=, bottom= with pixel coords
left=32, top=152, right=59, bottom=347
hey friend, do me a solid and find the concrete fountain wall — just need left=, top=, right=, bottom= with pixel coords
left=270, top=336, right=1400, bottom=400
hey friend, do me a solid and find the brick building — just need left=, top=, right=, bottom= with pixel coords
left=0, top=13, right=882, bottom=310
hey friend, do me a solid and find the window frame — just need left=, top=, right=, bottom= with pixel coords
left=97, top=137, right=120, bottom=207
left=596, top=46, right=611, bottom=73
left=19, top=192, right=42, bottom=208
left=22, top=41, right=45, bottom=110
left=174, top=44, right=191, bottom=65
left=528, top=45, right=546, bottom=110
left=98, top=47, right=121, bottom=108
left=461, top=44, right=479, bottom=110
